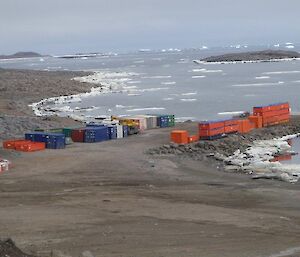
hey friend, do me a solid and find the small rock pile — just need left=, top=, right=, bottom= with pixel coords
left=0, top=239, right=36, bottom=257
left=147, top=120, right=300, bottom=161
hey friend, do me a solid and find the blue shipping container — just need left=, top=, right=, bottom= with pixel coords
left=84, top=127, right=109, bottom=143
left=25, top=132, right=65, bottom=149
left=157, top=115, right=169, bottom=128
left=107, top=125, right=117, bottom=139
left=86, top=123, right=106, bottom=127
left=123, top=125, right=128, bottom=137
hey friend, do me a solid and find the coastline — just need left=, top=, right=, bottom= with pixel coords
left=0, top=68, right=94, bottom=140
left=194, top=57, right=300, bottom=65
left=1, top=68, right=300, bottom=256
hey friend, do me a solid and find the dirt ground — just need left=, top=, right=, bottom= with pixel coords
left=1, top=123, right=300, bottom=257
left=1, top=69, right=300, bottom=257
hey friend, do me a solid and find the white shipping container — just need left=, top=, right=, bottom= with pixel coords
left=116, top=124, right=124, bottom=138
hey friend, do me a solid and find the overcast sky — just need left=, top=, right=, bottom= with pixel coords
left=1, top=0, right=299, bottom=54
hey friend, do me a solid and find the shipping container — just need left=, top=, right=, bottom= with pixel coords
left=137, top=115, right=158, bottom=129
left=237, top=120, right=255, bottom=134
left=199, top=120, right=225, bottom=130
left=63, top=126, right=84, bottom=137
left=129, top=117, right=147, bottom=131
left=43, top=133, right=66, bottom=149
left=107, top=125, right=117, bottom=140
left=123, top=125, right=129, bottom=137
left=167, top=115, right=175, bottom=127
left=116, top=124, right=124, bottom=139
left=3, top=139, right=32, bottom=149
left=71, top=128, right=86, bottom=142
left=253, top=102, right=290, bottom=114
left=224, top=124, right=239, bottom=134
left=84, top=127, right=109, bottom=143
left=127, top=125, right=139, bottom=135
left=199, top=127, right=225, bottom=137
left=15, top=142, right=46, bottom=152
left=65, top=137, right=73, bottom=145
left=253, top=108, right=290, bottom=118
left=248, top=115, right=263, bottom=128
left=199, top=134, right=224, bottom=140
left=170, top=130, right=189, bottom=144
left=188, top=135, right=199, bottom=143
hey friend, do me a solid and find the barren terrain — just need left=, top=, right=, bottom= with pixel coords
left=0, top=69, right=300, bottom=257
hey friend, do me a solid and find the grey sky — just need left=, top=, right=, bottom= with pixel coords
left=1, top=0, right=299, bottom=54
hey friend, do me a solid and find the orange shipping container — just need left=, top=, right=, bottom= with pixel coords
left=224, top=124, right=239, bottom=134
left=3, top=139, right=32, bottom=149
left=253, top=102, right=290, bottom=113
left=15, top=142, right=46, bottom=152
left=199, top=121, right=225, bottom=130
left=199, top=127, right=225, bottom=137
left=170, top=130, right=189, bottom=144
left=188, top=135, right=199, bottom=143
left=238, top=119, right=255, bottom=134
left=254, top=108, right=290, bottom=118
left=248, top=115, right=263, bottom=128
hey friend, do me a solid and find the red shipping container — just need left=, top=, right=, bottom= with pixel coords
left=71, top=128, right=86, bottom=142
left=3, top=139, right=32, bottom=149
left=224, top=119, right=239, bottom=126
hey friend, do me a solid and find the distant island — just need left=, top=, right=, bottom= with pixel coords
left=0, top=51, right=43, bottom=60
left=56, top=52, right=113, bottom=59
left=198, top=50, right=300, bottom=64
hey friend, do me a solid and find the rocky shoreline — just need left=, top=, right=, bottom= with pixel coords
left=148, top=117, right=300, bottom=182
left=0, top=69, right=93, bottom=140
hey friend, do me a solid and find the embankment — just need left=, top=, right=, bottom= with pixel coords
left=0, top=69, right=93, bottom=140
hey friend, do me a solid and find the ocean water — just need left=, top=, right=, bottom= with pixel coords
left=1, top=47, right=300, bottom=121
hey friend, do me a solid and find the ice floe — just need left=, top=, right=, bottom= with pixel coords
left=255, top=76, right=270, bottom=79
left=192, top=75, right=206, bottom=79
left=190, top=68, right=223, bottom=73
left=161, top=81, right=176, bottom=85
left=181, top=92, right=197, bottom=96
left=126, top=107, right=165, bottom=112
left=218, top=111, right=245, bottom=116
left=127, top=80, right=141, bottom=84
left=232, top=81, right=284, bottom=87
left=129, top=87, right=170, bottom=92
left=180, top=98, right=197, bottom=102
left=30, top=71, right=139, bottom=119
left=223, top=134, right=300, bottom=183
left=262, top=71, right=300, bottom=75
left=142, top=75, right=172, bottom=79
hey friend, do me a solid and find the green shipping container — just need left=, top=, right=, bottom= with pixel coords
left=167, top=115, right=175, bottom=127
left=63, top=126, right=82, bottom=137
left=49, top=128, right=64, bottom=134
